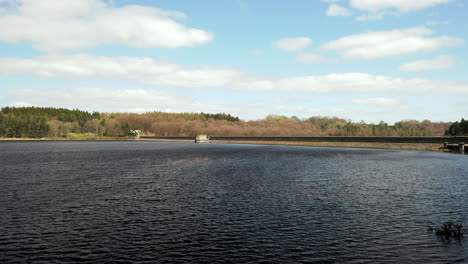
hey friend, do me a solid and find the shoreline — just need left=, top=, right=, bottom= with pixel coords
left=210, top=140, right=445, bottom=152
left=0, top=137, right=453, bottom=152
left=0, top=137, right=132, bottom=141
left=140, top=138, right=448, bottom=152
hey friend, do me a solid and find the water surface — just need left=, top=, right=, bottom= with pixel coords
left=1, top=141, right=467, bottom=263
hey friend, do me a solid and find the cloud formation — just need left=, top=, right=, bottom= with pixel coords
left=322, top=27, right=463, bottom=59
left=274, top=37, right=313, bottom=52
left=322, top=0, right=452, bottom=20
left=327, top=4, right=352, bottom=16
left=1, top=55, right=468, bottom=96
left=399, top=55, right=454, bottom=72
left=0, top=54, right=248, bottom=88
left=295, top=52, right=327, bottom=63
left=350, top=0, right=451, bottom=13
left=0, top=0, right=214, bottom=52
left=235, top=73, right=468, bottom=95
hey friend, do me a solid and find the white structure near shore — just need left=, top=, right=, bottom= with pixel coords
left=195, top=134, right=210, bottom=143
left=131, top=130, right=142, bottom=139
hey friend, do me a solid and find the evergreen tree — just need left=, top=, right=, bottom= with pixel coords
left=446, top=118, right=468, bottom=136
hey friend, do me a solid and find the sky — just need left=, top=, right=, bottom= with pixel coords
left=0, top=0, right=467, bottom=123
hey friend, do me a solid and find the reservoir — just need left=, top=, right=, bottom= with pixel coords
left=0, top=141, right=467, bottom=263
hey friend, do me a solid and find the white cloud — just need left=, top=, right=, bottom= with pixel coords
left=426, top=20, right=450, bottom=27
left=235, top=73, right=468, bottom=96
left=350, top=97, right=402, bottom=106
left=327, top=4, right=352, bottom=16
left=0, top=54, right=249, bottom=88
left=355, top=13, right=384, bottom=21
left=0, top=0, right=213, bottom=52
left=350, top=0, right=452, bottom=20
left=1, top=54, right=468, bottom=96
left=273, top=37, right=313, bottom=52
left=350, top=0, right=452, bottom=13
left=322, top=27, right=463, bottom=59
left=295, top=52, right=327, bottom=63
left=399, top=55, right=454, bottom=72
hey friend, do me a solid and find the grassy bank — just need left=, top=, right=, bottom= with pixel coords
left=0, top=138, right=49, bottom=141
left=0, top=132, right=137, bottom=141
left=210, top=140, right=444, bottom=152
left=139, top=138, right=194, bottom=142
left=138, top=137, right=445, bottom=151
left=0, top=135, right=131, bottom=141
left=1, top=137, right=447, bottom=152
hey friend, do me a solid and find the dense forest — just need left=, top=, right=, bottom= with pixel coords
left=0, top=106, right=465, bottom=138
left=0, top=107, right=100, bottom=138
left=445, top=118, right=468, bottom=136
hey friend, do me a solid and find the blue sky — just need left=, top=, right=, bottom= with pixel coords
left=0, top=0, right=467, bottom=123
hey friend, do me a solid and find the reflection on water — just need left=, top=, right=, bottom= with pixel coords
left=0, top=141, right=467, bottom=263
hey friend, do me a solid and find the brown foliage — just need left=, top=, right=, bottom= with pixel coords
left=110, top=112, right=451, bottom=137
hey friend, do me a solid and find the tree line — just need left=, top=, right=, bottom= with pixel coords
left=0, top=107, right=240, bottom=138
left=0, top=106, right=465, bottom=138
left=445, top=118, right=468, bottom=136
left=0, top=107, right=100, bottom=138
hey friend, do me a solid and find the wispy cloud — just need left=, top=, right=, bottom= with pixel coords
left=2, top=54, right=468, bottom=96
left=0, top=54, right=249, bottom=88
left=350, top=0, right=452, bottom=20
left=295, top=52, right=328, bottom=63
left=235, top=72, right=468, bottom=96
left=323, top=0, right=453, bottom=21
left=327, top=4, right=352, bottom=16
left=322, top=27, right=463, bottom=59
left=273, top=37, right=313, bottom=52
left=350, top=0, right=452, bottom=13
left=426, top=20, right=450, bottom=26
left=399, top=55, right=454, bottom=72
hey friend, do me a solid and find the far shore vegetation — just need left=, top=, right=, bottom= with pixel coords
left=0, top=106, right=467, bottom=140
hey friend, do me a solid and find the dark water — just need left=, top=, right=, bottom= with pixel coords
left=1, top=141, right=467, bottom=263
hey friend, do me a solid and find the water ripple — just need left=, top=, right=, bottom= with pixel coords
left=0, top=141, right=467, bottom=263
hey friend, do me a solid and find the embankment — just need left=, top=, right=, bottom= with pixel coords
left=141, top=136, right=468, bottom=152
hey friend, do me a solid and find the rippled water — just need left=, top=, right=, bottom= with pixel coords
left=1, top=141, right=467, bottom=263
